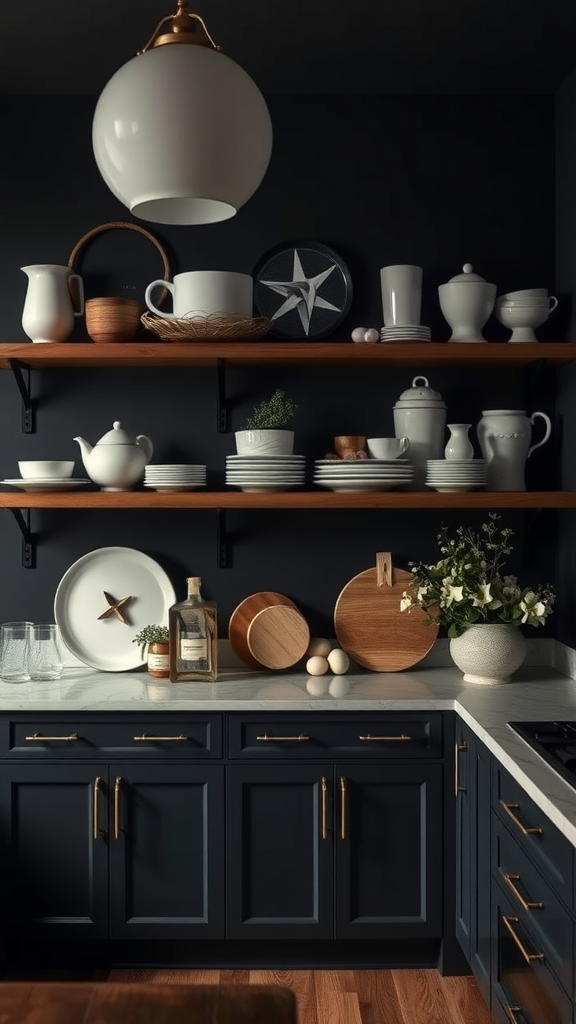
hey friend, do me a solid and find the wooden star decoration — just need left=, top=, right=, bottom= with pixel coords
left=97, top=591, right=133, bottom=625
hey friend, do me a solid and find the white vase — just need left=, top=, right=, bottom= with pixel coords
left=444, top=423, right=474, bottom=461
left=235, top=429, right=294, bottom=455
left=449, top=623, right=527, bottom=685
left=476, top=409, right=552, bottom=491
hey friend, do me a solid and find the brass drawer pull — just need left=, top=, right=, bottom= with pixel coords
left=340, top=777, right=347, bottom=840
left=321, top=776, right=327, bottom=840
left=256, top=733, right=310, bottom=741
left=503, top=872, right=544, bottom=911
left=500, top=801, right=543, bottom=836
left=502, top=915, right=545, bottom=963
left=114, top=776, right=122, bottom=839
left=93, top=776, right=101, bottom=841
left=133, top=733, right=188, bottom=741
left=358, top=733, right=411, bottom=741
left=454, top=742, right=468, bottom=797
left=25, top=732, right=79, bottom=741
left=504, top=1007, right=523, bottom=1024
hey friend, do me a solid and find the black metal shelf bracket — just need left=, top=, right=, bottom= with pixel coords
left=8, top=358, right=34, bottom=433
left=217, top=358, right=228, bottom=433
left=8, top=508, right=35, bottom=568
left=216, top=508, right=230, bottom=568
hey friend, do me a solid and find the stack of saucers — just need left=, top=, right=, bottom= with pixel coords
left=313, top=458, right=413, bottom=492
left=144, top=464, right=207, bottom=492
left=380, top=325, right=431, bottom=343
left=425, top=459, right=487, bottom=492
left=225, top=454, right=306, bottom=493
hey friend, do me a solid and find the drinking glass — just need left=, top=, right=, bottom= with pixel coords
left=28, top=623, right=63, bottom=681
left=0, top=621, right=33, bottom=682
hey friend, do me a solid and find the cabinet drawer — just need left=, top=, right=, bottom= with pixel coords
left=0, top=714, right=222, bottom=759
left=494, top=762, right=573, bottom=907
left=228, top=712, right=443, bottom=759
left=493, top=812, right=573, bottom=999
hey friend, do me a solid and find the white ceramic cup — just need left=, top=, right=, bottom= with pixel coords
left=367, top=437, right=410, bottom=459
left=498, top=288, right=549, bottom=301
left=380, top=265, right=423, bottom=327
left=145, top=270, right=253, bottom=321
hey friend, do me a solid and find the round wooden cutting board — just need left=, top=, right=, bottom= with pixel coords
left=229, top=591, right=310, bottom=670
left=334, top=552, right=439, bottom=672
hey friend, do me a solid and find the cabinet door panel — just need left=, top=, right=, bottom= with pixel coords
left=0, top=764, right=108, bottom=937
left=455, top=720, right=472, bottom=958
left=335, top=763, right=443, bottom=939
left=226, top=764, right=333, bottom=939
left=109, top=764, right=224, bottom=939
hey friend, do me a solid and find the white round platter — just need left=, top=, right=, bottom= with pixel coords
left=1, top=478, right=91, bottom=492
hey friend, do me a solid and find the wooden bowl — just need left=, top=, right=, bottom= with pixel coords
left=334, top=435, right=366, bottom=458
left=86, top=297, right=141, bottom=343
left=229, top=592, right=310, bottom=670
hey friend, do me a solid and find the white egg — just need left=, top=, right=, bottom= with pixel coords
left=306, top=676, right=330, bottom=696
left=328, top=676, right=350, bottom=698
left=306, top=655, right=329, bottom=676
left=351, top=326, right=367, bottom=343
left=327, top=648, right=350, bottom=675
left=306, top=637, right=333, bottom=658
left=364, top=328, right=380, bottom=343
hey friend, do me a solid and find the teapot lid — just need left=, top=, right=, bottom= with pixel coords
left=97, top=420, right=135, bottom=445
left=394, top=376, right=446, bottom=407
left=445, top=262, right=488, bottom=284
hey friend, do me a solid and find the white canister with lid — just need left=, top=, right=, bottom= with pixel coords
left=393, top=376, right=447, bottom=489
left=438, top=263, right=497, bottom=342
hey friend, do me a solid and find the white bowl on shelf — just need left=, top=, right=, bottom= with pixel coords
left=18, top=460, right=75, bottom=479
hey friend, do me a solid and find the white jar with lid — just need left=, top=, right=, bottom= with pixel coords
left=393, top=376, right=447, bottom=489
left=438, top=263, right=497, bottom=342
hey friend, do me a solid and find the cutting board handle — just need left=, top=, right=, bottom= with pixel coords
left=375, top=552, right=393, bottom=588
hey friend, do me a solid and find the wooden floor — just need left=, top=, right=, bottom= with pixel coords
left=94, top=968, right=497, bottom=1024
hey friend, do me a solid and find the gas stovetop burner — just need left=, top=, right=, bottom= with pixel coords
left=508, top=721, right=576, bottom=790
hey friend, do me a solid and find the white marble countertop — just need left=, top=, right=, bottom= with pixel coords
left=2, top=663, right=576, bottom=847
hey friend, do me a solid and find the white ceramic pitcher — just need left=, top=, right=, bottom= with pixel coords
left=21, top=264, right=84, bottom=343
left=476, top=409, right=552, bottom=491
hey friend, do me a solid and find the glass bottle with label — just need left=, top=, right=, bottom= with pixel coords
left=169, top=576, right=218, bottom=682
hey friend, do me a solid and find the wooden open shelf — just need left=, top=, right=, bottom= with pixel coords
left=0, top=341, right=575, bottom=369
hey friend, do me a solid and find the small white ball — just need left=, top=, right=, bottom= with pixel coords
left=351, top=327, right=367, bottom=343
left=306, top=637, right=332, bottom=658
left=327, top=648, right=350, bottom=674
left=306, top=655, right=329, bottom=676
left=364, top=328, right=379, bottom=343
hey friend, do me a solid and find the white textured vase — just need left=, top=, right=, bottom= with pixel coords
left=444, top=423, right=474, bottom=461
left=449, top=624, right=527, bottom=684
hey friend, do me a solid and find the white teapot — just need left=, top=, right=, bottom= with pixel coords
left=73, top=420, right=153, bottom=491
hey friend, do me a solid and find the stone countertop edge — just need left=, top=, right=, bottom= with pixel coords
left=1, top=664, right=576, bottom=847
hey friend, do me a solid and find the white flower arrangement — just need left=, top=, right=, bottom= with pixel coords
left=400, top=513, right=555, bottom=639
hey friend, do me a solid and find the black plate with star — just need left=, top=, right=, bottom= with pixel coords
left=253, top=240, right=353, bottom=340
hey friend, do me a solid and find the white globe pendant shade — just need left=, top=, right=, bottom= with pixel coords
left=92, top=43, right=273, bottom=225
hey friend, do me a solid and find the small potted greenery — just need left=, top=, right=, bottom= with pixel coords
left=133, top=624, right=170, bottom=678
left=235, top=387, right=299, bottom=454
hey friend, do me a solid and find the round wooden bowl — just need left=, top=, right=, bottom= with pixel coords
left=229, top=592, right=310, bottom=670
left=86, top=297, right=141, bottom=343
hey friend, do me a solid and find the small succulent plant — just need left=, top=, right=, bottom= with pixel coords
left=243, top=388, right=299, bottom=430
left=132, top=624, right=169, bottom=656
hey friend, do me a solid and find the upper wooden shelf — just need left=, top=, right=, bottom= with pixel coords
left=0, top=341, right=575, bottom=369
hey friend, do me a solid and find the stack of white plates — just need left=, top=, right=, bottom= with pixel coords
left=425, top=459, right=487, bottom=492
left=144, top=464, right=207, bottom=492
left=380, top=325, right=431, bottom=343
left=313, top=458, right=413, bottom=492
left=226, top=454, right=306, bottom=492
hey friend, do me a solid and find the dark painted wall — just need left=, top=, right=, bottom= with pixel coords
left=0, top=94, right=562, bottom=641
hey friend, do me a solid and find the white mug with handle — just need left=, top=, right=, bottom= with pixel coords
left=145, top=270, right=253, bottom=320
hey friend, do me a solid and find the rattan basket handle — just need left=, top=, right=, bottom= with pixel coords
left=67, top=220, right=171, bottom=307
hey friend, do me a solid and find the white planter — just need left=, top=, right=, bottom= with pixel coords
left=235, top=430, right=294, bottom=455
left=449, top=623, right=527, bottom=685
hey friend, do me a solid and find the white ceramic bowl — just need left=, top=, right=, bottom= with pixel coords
left=498, top=288, right=548, bottom=301
left=495, top=306, right=550, bottom=328
left=18, top=460, right=75, bottom=479
left=495, top=297, right=553, bottom=308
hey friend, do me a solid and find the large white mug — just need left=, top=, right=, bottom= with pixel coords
left=145, top=270, right=253, bottom=321
left=380, top=264, right=423, bottom=327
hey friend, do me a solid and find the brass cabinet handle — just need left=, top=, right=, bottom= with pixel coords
left=256, top=733, right=310, bottom=741
left=500, top=801, right=543, bottom=836
left=504, top=1007, right=523, bottom=1024
left=454, top=742, right=468, bottom=797
left=321, top=777, right=328, bottom=840
left=114, top=776, right=122, bottom=840
left=340, top=777, right=347, bottom=840
left=25, top=732, right=79, bottom=741
left=133, top=733, right=188, bottom=741
left=358, top=733, right=411, bottom=741
left=93, top=776, right=101, bottom=841
left=503, top=872, right=544, bottom=911
left=502, top=915, right=545, bottom=963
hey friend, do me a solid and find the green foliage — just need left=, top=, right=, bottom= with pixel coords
left=243, top=388, right=299, bottom=430
left=132, top=624, right=169, bottom=655
left=400, top=513, right=556, bottom=638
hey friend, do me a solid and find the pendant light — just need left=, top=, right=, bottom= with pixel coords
left=92, top=1, right=273, bottom=226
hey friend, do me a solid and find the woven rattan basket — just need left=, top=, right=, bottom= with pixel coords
left=141, top=311, right=272, bottom=341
